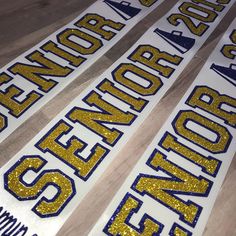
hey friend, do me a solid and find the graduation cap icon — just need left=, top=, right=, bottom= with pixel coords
left=154, top=28, right=195, bottom=54
left=211, top=63, right=236, bottom=86
left=104, top=0, right=141, bottom=20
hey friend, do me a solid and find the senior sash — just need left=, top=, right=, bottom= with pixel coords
left=89, top=19, right=236, bottom=236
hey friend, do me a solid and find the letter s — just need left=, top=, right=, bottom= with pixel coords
left=4, top=155, right=76, bottom=218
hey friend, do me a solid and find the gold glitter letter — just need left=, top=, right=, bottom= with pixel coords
left=138, top=0, right=158, bottom=7
left=68, top=91, right=136, bottom=146
left=42, top=41, right=86, bottom=67
left=169, top=223, right=191, bottom=236
left=132, top=150, right=211, bottom=226
left=168, top=14, right=208, bottom=36
left=104, top=193, right=162, bottom=235
left=10, top=51, right=72, bottom=92
left=186, top=86, right=236, bottom=128
left=98, top=79, right=147, bottom=112
left=159, top=132, right=221, bottom=176
left=0, top=72, right=41, bottom=117
left=76, top=14, right=125, bottom=40
left=0, top=113, right=7, bottom=132
left=4, top=156, right=75, bottom=217
left=58, top=28, right=102, bottom=55
left=191, top=0, right=225, bottom=12
left=129, top=45, right=182, bottom=78
left=36, top=120, right=108, bottom=180
left=221, top=29, right=236, bottom=59
left=113, top=63, right=163, bottom=96
left=217, top=0, right=230, bottom=3
left=179, top=2, right=218, bottom=23
left=173, top=110, right=231, bottom=153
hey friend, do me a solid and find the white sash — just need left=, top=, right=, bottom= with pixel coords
left=0, top=0, right=163, bottom=142
left=89, top=18, right=236, bottom=236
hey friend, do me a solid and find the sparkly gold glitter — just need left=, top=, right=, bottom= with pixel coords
left=138, top=0, right=158, bottom=7
left=191, top=0, right=224, bottom=12
left=98, top=79, right=146, bottom=112
left=217, top=0, right=230, bottom=4
left=174, top=110, right=231, bottom=153
left=222, top=29, right=236, bottom=59
left=6, top=156, right=74, bottom=217
left=37, top=121, right=107, bottom=178
left=0, top=114, right=6, bottom=131
left=76, top=14, right=124, bottom=40
left=231, top=29, right=236, bottom=43
left=168, top=14, right=208, bottom=36
left=42, top=41, right=86, bottom=67
left=172, top=226, right=189, bottom=236
left=10, top=51, right=72, bottom=92
left=108, top=196, right=160, bottom=235
left=187, top=86, right=236, bottom=127
left=68, top=91, right=135, bottom=145
left=35, top=172, right=73, bottom=216
left=134, top=151, right=210, bottom=225
left=113, top=63, right=162, bottom=96
left=58, top=29, right=102, bottom=55
left=129, top=45, right=182, bottom=78
left=160, top=133, right=220, bottom=176
left=0, top=73, right=41, bottom=117
left=222, top=44, right=236, bottom=59
left=179, top=2, right=217, bottom=23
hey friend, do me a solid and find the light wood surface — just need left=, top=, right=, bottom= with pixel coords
left=0, top=1, right=235, bottom=235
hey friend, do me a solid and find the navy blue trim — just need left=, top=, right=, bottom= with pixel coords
left=112, top=63, right=163, bottom=96
left=159, top=132, right=221, bottom=177
left=0, top=72, right=42, bottom=118
left=128, top=44, right=183, bottom=77
left=66, top=91, right=137, bottom=146
left=186, top=85, right=236, bottom=128
left=131, top=149, right=213, bottom=227
left=35, top=119, right=110, bottom=181
left=4, top=155, right=76, bottom=218
left=103, top=192, right=164, bottom=235
left=172, top=110, right=232, bottom=154
left=96, top=78, right=148, bottom=112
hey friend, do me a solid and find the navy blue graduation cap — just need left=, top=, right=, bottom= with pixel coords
left=154, top=28, right=195, bottom=54
left=104, top=0, right=141, bottom=20
left=211, top=63, right=236, bottom=86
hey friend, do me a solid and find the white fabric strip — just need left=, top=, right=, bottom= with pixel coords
left=0, top=1, right=234, bottom=236
left=0, top=0, right=164, bottom=143
left=89, top=19, right=236, bottom=236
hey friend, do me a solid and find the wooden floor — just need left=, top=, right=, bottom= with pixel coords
left=0, top=0, right=235, bottom=235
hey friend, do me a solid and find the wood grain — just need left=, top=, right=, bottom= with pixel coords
left=0, top=0, right=235, bottom=235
